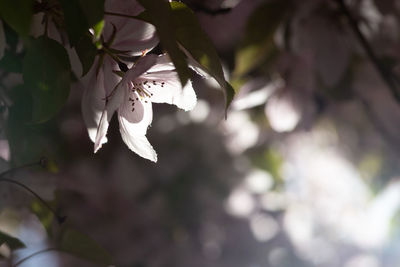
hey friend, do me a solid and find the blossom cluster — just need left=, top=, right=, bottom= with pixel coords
left=80, top=0, right=197, bottom=162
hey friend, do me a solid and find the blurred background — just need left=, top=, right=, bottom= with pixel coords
left=3, top=0, right=400, bottom=266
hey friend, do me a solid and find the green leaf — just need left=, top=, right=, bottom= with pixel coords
left=92, top=19, right=105, bottom=41
left=59, top=0, right=104, bottom=45
left=59, top=0, right=88, bottom=45
left=0, top=230, right=26, bottom=250
left=78, top=0, right=105, bottom=27
left=169, top=2, right=234, bottom=109
left=75, top=35, right=97, bottom=76
left=137, top=0, right=191, bottom=86
left=0, top=0, right=33, bottom=36
left=22, top=37, right=71, bottom=123
left=6, top=85, right=61, bottom=164
left=0, top=51, right=22, bottom=73
left=234, top=0, right=290, bottom=76
left=60, top=229, right=113, bottom=265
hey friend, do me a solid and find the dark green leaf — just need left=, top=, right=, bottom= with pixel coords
left=225, top=82, right=236, bottom=110
left=59, top=0, right=88, bottom=45
left=78, top=0, right=105, bottom=27
left=22, top=37, right=71, bottom=123
left=234, top=0, right=290, bottom=76
left=0, top=230, right=26, bottom=250
left=6, top=85, right=53, bottom=164
left=60, top=229, right=113, bottom=265
left=0, top=51, right=22, bottom=73
left=0, top=0, right=33, bottom=36
left=75, top=35, right=97, bottom=76
left=137, top=0, right=191, bottom=86
left=59, top=0, right=104, bottom=45
left=169, top=2, right=234, bottom=109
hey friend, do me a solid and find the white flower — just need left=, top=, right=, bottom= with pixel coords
left=93, top=54, right=197, bottom=162
left=103, top=0, right=159, bottom=56
left=81, top=0, right=158, bottom=148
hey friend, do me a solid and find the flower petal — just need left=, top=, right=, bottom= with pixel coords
left=119, top=90, right=153, bottom=135
left=104, top=0, right=158, bottom=55
left=94, top=79, right=125, bottom=152
left=119, top=132, right=157, bottom=162
left=81, top=56, right=120, bottom=144
left=118, top=93, right=156, bottom=161
left=122, top=53, right=158, bottom=83
left=139, top=71, right=197, bottom=111
left=81, top=63, right=107, bottom=144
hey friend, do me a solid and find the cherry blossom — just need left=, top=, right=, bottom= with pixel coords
left=94, top=54, right=197, bottom=162
left=81, top=0, right=158, bottom=148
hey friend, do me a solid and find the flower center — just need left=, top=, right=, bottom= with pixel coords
left=128, top=80, right=166, bottom=112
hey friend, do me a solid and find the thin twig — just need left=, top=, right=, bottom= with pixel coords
left=0, top=178, right=66, bottom=224
left=336, top=0, right=400, bottom=103
left=187, top=3, right=232, bottom=15
left=0, top=159, right=42, bottom=178
left=104, top=11, right=137, bottom=20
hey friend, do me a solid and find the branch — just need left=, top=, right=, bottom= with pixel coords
left=336, top=0, right=400, bottom=103
left=0, top=178, right=66, bottom=224
left=187, top=3, right=232, bottom=15
left=0, top=158, right=66, bottom=224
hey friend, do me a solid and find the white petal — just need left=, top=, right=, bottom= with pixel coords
left=94, top=80, right=125, bottom=152
left=145, top=54, right=175, bottom=72
left=0, top=20, right=5, bottom=60
left=122, top=54, right=158, bottom=83
left=81, top=56, right=120, bottom=144
left=103, top=56, right=121, bottom=95
left=118, top=94, right=156, bottom=161
left=139, top=73, right=197, bottom=111
left=81, top=64, right=107, bottom=143
left=119, top=90, right=153, bottom=136
left=104, top=0, right=158, bottom=55
left=119, top=132, right=157, bottom=162
left=139, top=54, right=197, bottom=111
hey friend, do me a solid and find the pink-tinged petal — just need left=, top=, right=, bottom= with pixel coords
left=145, top=54, right=175, bottom=72
left=119, top=90, right=153, bottom=136
left=104, top=0, right=158, bottom=55
left=121, top=54, right=158, bottom=83
left=0, top=20, right=5, bottom=60
left=119, top=132, right=157, bottom=162
left=103, top=56, right=121, bottom=95
left=81, top=63, right=107, bottom=143
left=118, top=93, right=156, bottom=161
left=139, top=71, right=197, bottom=111
left=112, top=23, right=158, bottom=56
left=94, top=80, right=126, bottom=152
left=81, top=56, right=121, bottom=144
